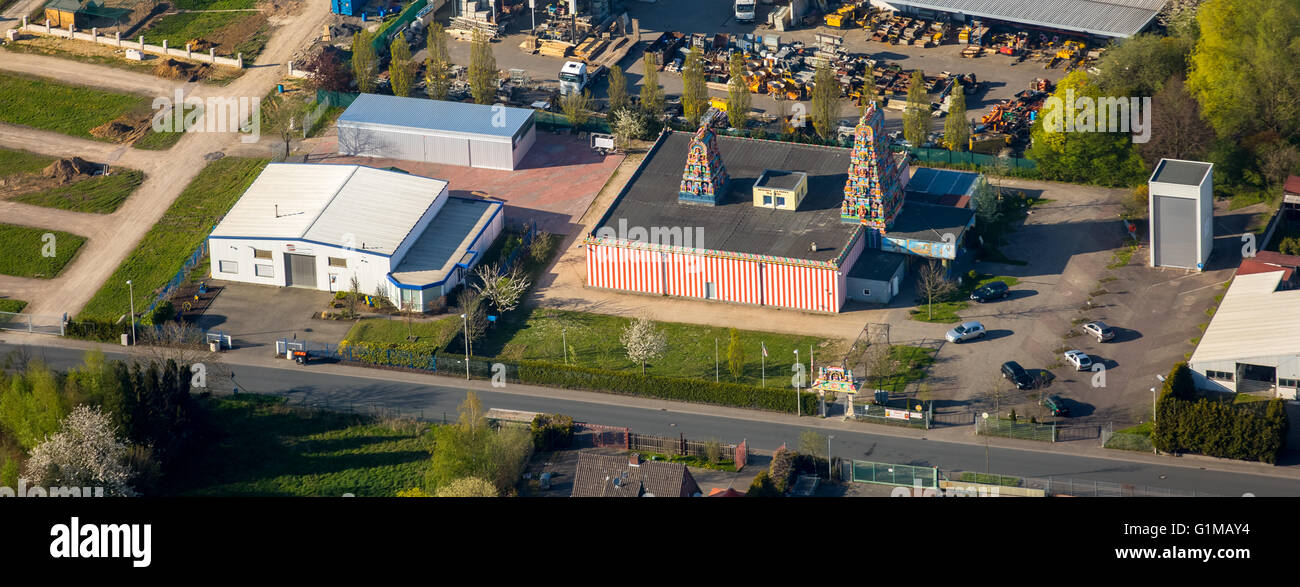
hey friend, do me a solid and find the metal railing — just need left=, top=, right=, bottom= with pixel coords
left=847, top=460, right=938, bottom=488
left=0, top=311, right=65, bottom=336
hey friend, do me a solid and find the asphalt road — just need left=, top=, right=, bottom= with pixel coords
left=6, top=342, right=1297, bottom=496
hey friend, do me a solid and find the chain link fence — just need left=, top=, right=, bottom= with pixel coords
left=976, top=417, right=1057, bottom=442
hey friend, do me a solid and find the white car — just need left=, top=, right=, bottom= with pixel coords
left=1063, top=350, right=1093, bottom=371
left=945, top=321, right=986, bottom=343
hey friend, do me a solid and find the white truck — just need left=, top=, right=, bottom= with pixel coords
left=734, top=0, right=756, bottom=23
left=559, top=60, right=606, bottom=96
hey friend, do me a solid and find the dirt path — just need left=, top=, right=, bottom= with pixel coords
left=0, top=1, right=333, bottom=317
left=0, top=51, right=195, bottom=97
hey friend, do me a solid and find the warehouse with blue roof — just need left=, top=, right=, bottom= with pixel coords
left=336, top=94, right=537, bottom=171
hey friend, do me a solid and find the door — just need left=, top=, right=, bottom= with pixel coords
left=704, top=282, right=717, bottom=299
left=285, top=253, right=317, bottom=288
left=1154, top=196, right=1196, bottom=268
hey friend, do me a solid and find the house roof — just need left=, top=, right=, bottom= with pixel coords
left=1284, top=175, right=1300, bottom=196
left=847, top=247, right=908, bottom=282
left=210, top=164, right=449, bottom=256
left=1237, top=251, right=1300, bottom=284
left=594, top=131, right=863, bottom=263
left=708, top=487, right=745, bottom=497
left=907, top=167, right=980, bottom=198
left=1189, top=271, right=1300, bottom=364
left=885, top=201, right=975, bottom=242
left=337, top=93, right=535, bottom=140
left=879, top=0, right=1165, bottom=38
left=570, top=453, right=702, bottom=497
left=1150, top=159, right=1211, bottom=187
left=390, top=197, right=500, bottom=287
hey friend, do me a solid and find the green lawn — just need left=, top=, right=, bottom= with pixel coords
left=910, top=274, right=1018, bottom=324
left=145, top=12, right=270, bottom=60
left=12, top=169, right=144, bottom=214
left=0, top=148, right=54, bottom=176
left=77, top=157, right=267, bottom=321
left=0, top=300, right=27, bottom=313
left=0, top=73, right=147, bottom=139
left=1117, top=421, right=1153, bottom=436
left=874, top=346, right=937, bottom=393
left=133, top=128, right=187, bottom=151
left=345, top=315, right=464, bottom=349
left=0, top=224, right=86, bottom=278
left=163, top=394, right=433, bottom=497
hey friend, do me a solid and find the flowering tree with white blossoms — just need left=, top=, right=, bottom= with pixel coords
left=24, top=405, right=137, bottom=497
left=620, top=316, right=667, bottom=375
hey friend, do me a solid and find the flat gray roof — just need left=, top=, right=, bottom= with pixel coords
left=881, top=0, right=1165, bottom=38
left=1150, top=159, right=1211, bottom=186
left=887, top=201, right=975, bottom=242
left=390, top=197, right=500, bottom=287
left=847, top=248, right=908, bottom=282
left=756, top=169, right=806, bottom=191
left=595, top=132, right=862, bottom=263
left=337, top=94, right=535, bottom=139
left=907, top=167, right=979, bottom=197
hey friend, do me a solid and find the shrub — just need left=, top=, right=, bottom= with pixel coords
left=530, top=413, right=574, bottom=451
left=150, top=301, right=175, bottom=325
left=65, top=319, right=128, bottom=342
left=769, top=447, right=796, bottom=494
left=1153, top=364, right=1289, bottom=462
left=746, top=470, right=780, bottom=497
left=703, top=438, right=723, bottom=466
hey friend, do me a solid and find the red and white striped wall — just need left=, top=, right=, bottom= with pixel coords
left=586, top=241, right=850, bottom=313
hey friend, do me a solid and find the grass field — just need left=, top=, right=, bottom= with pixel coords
left=0, top=149, right=54, bottom=176
left=345, top=315, right=463, bottom=348
left=133, top=128, right=187, bottom=151
left=0, top=73, right=147, bottom=139
left=910, top=274, right=1020, bottom=324
left=163, top=395, right=433, bottom=497
left=0, top=300, right=27, bottom=313
left=77, top=157, right=267, bottom=321
left=145, top=8, right=270, bottom=60
left=12, top=169, right=145, bottom=214
left=0, top=224, right=86, bottom=278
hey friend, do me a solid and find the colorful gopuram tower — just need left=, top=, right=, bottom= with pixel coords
left=678, top=126, right=729, bottom=205
left=841, top=102, right=906, bottom=231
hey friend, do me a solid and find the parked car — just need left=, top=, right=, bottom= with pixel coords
left=1001, top=361, right=1033, bottom=389
left=970, top=281, right=1010, bottom=302
left=1043, top=395, right=1069, bottom=416
left=1082, top=321, right=1116, bottom=342
left=1063, top=350, right=1093, bottom=371
left=945, top=321, right=986, bottom=343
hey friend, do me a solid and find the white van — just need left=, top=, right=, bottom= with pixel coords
left=734, top=0, right=756, bottom=22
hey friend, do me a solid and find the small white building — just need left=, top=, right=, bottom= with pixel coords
left=1189, top=271, right=1300, bottom=398
left=207, top=163, right=504, bottom=311
left=336, top=94, right=537, bottom=171
left=1149, top=158, right=1213, bottom=271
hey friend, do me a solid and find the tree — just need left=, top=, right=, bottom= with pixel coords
left=435, top=477, right=499, bottom=497
left=611, top=108, right=646, bottom=150
left=703, top=438, right=723, bottom=466
left=348, top=275, right=361, bottom=315
left=607, top=65, right=629, bottom=113
left=1258, top=140, right=1300, bottom=188
left=457, top=288, right=488, bottom=356
left=388, top=35, right=414, bottom=97
left=798, top=429, right=827, bottom=460
left=726, top=52, right=751, bottom=129
left=1280, top=236, right=1300, bottom=257
left=0, top=360, right=68, bottom=450
left=859, top=67, right=877, bottom=113
left=862, top=343, right=897, bottom=392
left=746, top=470, right=779, bottom=496
left=23, top=405, right=137, bottom=496
left=681, top=47, right=708, bottom=127
left=810, top=61, right=839, bottom=141
left=620, top=316, right=667, bottom=374
left=1188, top=0, right=1300, bottom=139
left=903, top=70, right=930, bottom=146
left=1027, top=71, right=1146, bottom=187
left=560, top=89, right=593, bottom=134
left=424, top=23, right=452, bottom=100
left=915, top=260, right=953, bottom=320
left=260, top=92, right=303, bottom=160
left=302, top=48, right=352, bottom=92
left=726, top=328, right=744, bottom=380
left=529, top=231, right=555, bottom=264
left=468, top=28, right=498, bottom=105
left=472, top=263, right=531, bottom=314
left=942, top=81, right=969, bottom=151
left=1138, top=75, right=1213, bottom=168
left=425, top=392, right=533, bottom=494
left=971, top=175, right=1001, bottom=229
left=639, top=52, right=665, bottom=119
left=1096, top=33, right=1193, bottom=97
left=351, top=28, right=377, bottom=94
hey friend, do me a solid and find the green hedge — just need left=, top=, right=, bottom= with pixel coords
left=1153, top=363, right=1289, bottom=463
left=65, top=318, right=129, bottom=343
left=530, top=413, right=574, bottom=451
left=513, top=360, right=819, bottom=415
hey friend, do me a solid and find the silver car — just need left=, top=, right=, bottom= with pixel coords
left=1063, top=350, right=1093, bottom=371
left=1082, top=321, right=1116, bottom=342
left=945, top=321, right=986, bottom=343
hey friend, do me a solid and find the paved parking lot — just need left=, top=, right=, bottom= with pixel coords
left=195, top=280, right=356, bottom=354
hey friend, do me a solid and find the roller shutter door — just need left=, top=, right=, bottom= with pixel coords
left=285, top=254, right=317, bottom=288
left=1154, top=196, right=1196, bottom=268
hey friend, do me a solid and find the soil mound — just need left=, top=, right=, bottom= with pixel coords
left=41, top=157, right=99, bottom=183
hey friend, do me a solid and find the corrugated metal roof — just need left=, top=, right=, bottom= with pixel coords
left=907, top=167, right=980, bottom=197
left=210, top=163, right=448, bottom=256
left=1189, top=271, right=1300, bottom=364
left=390, top=197, right=499, bottom=286
left=881, top=0, right=1166, bottom=38
left=337, top=94, right=535, bottom=139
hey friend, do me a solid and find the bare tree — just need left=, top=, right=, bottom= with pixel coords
left=915, top=261, right=954, bottom=320
left=620, top=315, right=667, bottom=374
left=863, top=342, right=898, bottom=393
left=348, top=275, right=361, bottom=315
left=457, top=288, right=488, bottom=356
left=472, top=263, right=531, bottom=315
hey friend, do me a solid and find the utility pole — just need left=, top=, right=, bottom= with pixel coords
left=794, top=349, right=801, bottom=417
left=460, top=313, right=470, bottom=380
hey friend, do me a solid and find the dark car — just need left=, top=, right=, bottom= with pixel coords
left=1043, top=395, right=1069, bottom=417
left=1000, top=361, right=1033, bottom=389
left=970, top=281, right=1010, bottom=303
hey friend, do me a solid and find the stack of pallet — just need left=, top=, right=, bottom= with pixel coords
left=574, top=36, right=609, bottom=62
left=538, top=39, right=574, bottom=58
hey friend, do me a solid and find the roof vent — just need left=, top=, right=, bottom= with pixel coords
left=629, top=454, right=641, bottom=467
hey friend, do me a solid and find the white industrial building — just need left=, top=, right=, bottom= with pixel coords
left=1189, top=271, right=1300, bottom=399
left=208, top=163, right=504, bottom=311
left=1148, top=158, right=1213, bottom=271
left=336, top=94, right=537, bottom=171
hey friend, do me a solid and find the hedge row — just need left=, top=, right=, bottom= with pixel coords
left=65, top=319, right=129, bottom=343
left=513, top=359, right=819, bottom=416
left=1152, top=363, right=1290, bottom=463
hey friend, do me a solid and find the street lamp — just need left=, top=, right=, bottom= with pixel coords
left=827, top=435, right=834, bottom=480
left=125, top=280, right=135, bottom=345
left=793, top=349, right=801, bottom=417
left=460, top=313, right=469, bottom=380
left=562, top=327, right=568, bottom=365
left=981, top=412, right=990, bottom=477
left=1154, top=374, right=1166, bottom=423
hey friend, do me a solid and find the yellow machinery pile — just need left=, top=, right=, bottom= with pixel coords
left=824, top=4, right=858, bottom=29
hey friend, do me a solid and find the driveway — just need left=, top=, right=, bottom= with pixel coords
left=195, top=280, right=356, bottom=353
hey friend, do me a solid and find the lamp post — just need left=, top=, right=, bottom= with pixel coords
left=460, top=313, right=469, bottom=380
left=1154, top=374, right=1166, bottom=423
left=562, top=327, right=568, bottom=365
left=794, top=349, right=801, bottom=417
left=125, top=280, right=135, bottom=345
left=827, top=434, right=834, bottom=480
left=981, top=412, right=990, bottom=477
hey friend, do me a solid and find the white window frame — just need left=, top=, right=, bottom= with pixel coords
left=255, top=263, right=274, bottom=278
left=219, top=260, right=239, bottom=274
